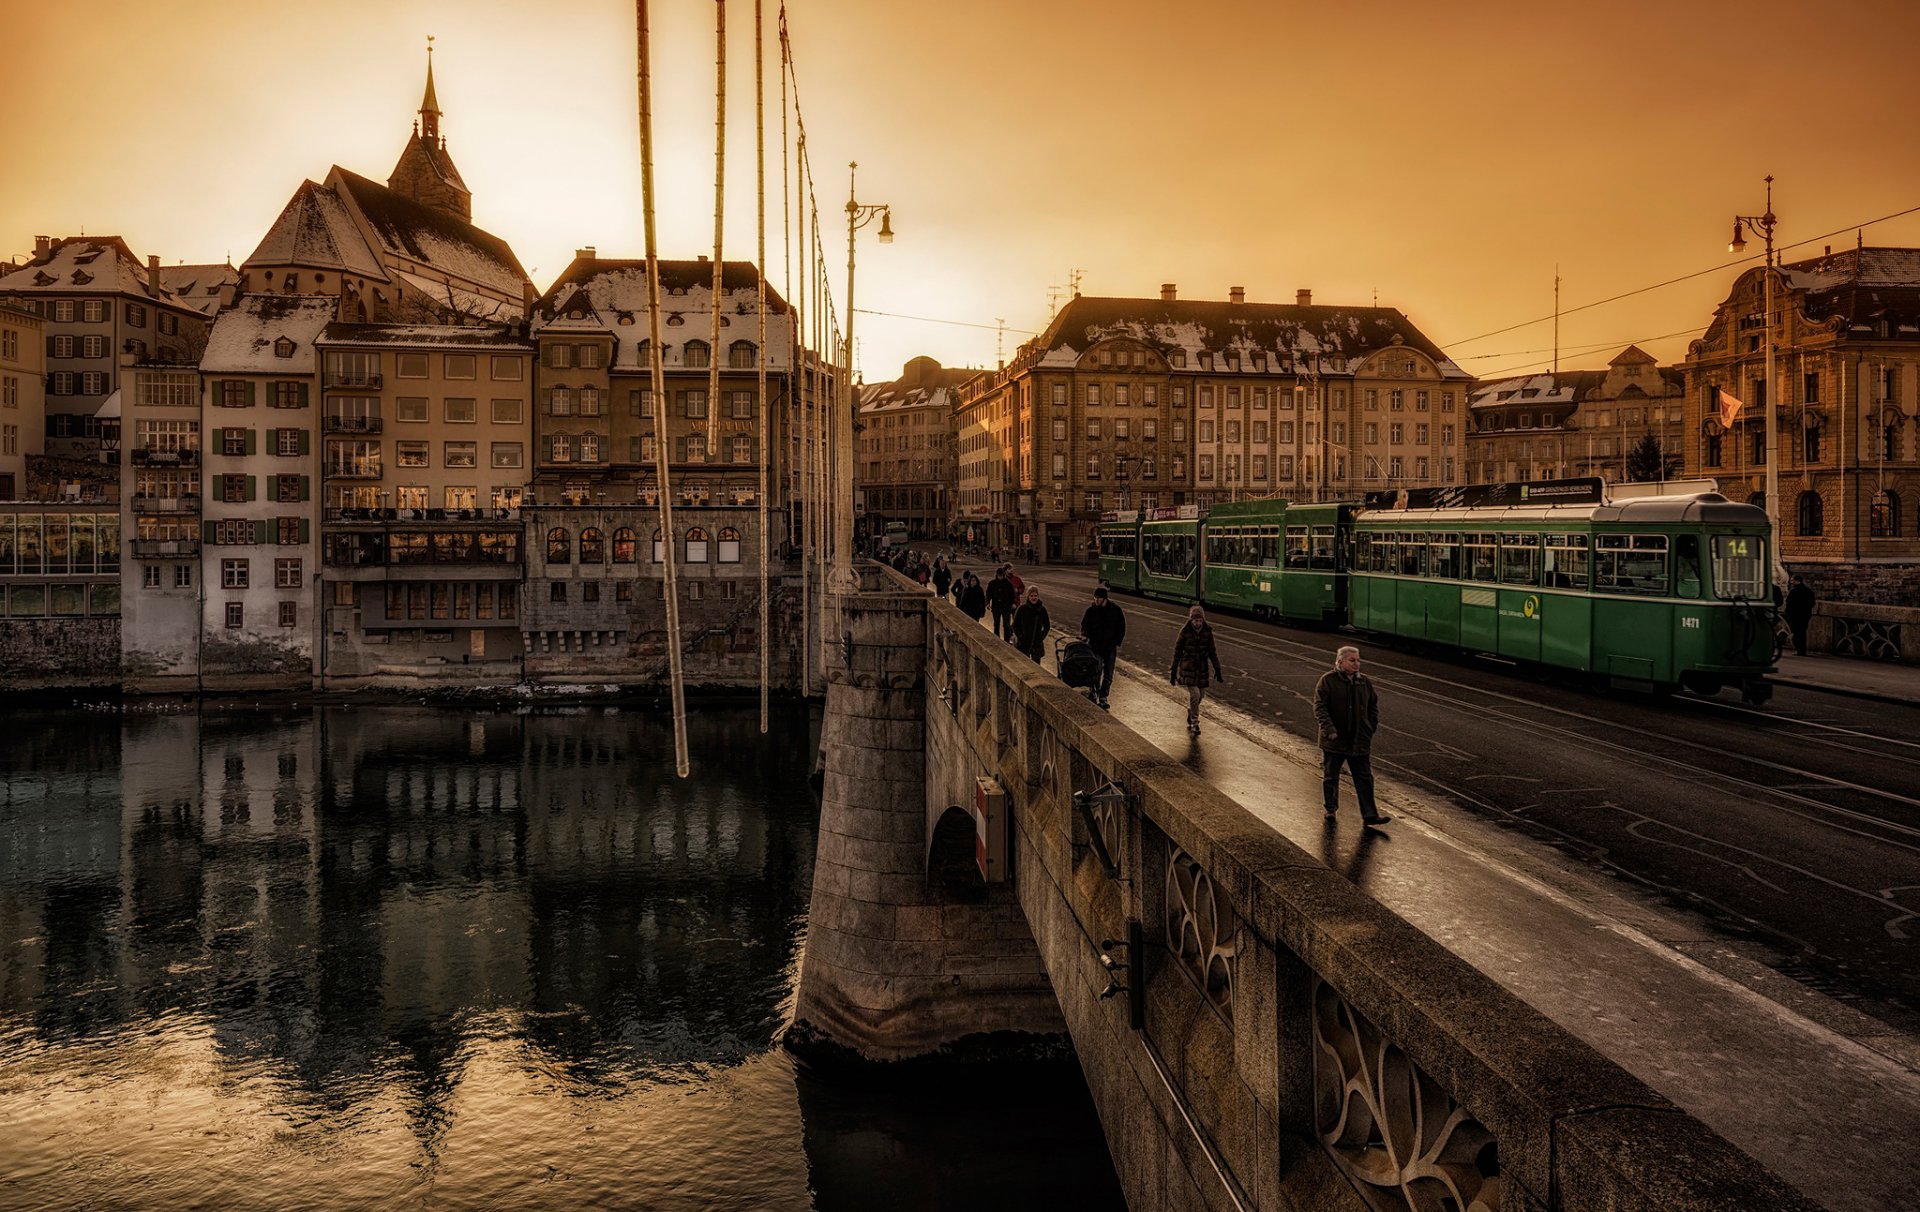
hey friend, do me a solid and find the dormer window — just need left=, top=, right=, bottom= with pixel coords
left=683, top=340, right=710, bottom=368
left=274, top=337, right=296, bottom=359
left=70, top=270, right=93, bottom=285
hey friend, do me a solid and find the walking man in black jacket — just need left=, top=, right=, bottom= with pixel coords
left=1314, top=645, right=1389, bottom=829
left=986, top=567, right=1017, bottom=640
left=1079, top=586, right=1126, bottom=708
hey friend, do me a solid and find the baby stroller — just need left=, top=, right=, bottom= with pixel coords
left=1055, top=637, right=1104, bottom=704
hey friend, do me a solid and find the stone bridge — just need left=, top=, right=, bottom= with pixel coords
left=791, top=566, right=1816, bottom=1212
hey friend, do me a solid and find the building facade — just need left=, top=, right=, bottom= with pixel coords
left=1466, top=347, right=1687, bottom=486
left=957, top=286, right=1471, bottom=562
left=856, top=355, right=966, bottom=541
left=1682, top=246, right=1920, bottom=601
left=0, top=299, right=46, bottom=499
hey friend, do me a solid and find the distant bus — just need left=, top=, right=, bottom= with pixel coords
left=881, top=521, right=909, bottom=549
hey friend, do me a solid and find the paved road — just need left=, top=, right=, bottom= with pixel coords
left=972, top=559, right=1920, bottom=1034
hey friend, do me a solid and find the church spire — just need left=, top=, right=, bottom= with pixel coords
left=419, top=36, right=440, bottom=140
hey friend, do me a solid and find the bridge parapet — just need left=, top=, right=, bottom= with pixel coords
left=802, top=567, right=1816, bottom=1211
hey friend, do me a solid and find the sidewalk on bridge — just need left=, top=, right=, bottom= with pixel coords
left=1078, top=646, right=1920, bottom=1212
left=1771, top=652, right=1920, bottom=705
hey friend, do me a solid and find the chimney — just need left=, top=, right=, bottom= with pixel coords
left=576, top=246, right=596, bottom=261
left=1296, top=288, right=1312, bottom=306
left=1160, top=283, right=1177, bottom=302
left=1229, top=286, right=1245, bottom=305
left=147, top=255, right=162, bottom=297
left=34, top=235, right=51, bottom=259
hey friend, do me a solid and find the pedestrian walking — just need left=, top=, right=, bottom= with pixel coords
left=1006, top=565, right=1025, bottom=600
left=1169, top=604, right=1223, bottom=735
left=1079, top=585, right=1127, bottom=709
left=1013, top=586, right=1051, bottom=662
left=1784, top=575, right=1816, bottom=657
left=986, top=567, right=1017, bottom=640
left=932, top=558, right=952, bottom=599
left=1314, top=645, right=1389, bottom=829
left=957, top=571, right=987, bottom=622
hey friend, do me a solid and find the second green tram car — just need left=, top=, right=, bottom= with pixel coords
left=1094, top=491, right=1776, bottom=702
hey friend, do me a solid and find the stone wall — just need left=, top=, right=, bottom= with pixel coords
left=820, top=567, right=1820, bottom=1212
left=0, top=618, right=120, bottom=691
left=1789, top=559, right=1920, bottom=609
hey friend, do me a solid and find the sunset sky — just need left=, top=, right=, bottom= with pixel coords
left=6, top=0, right=1920, bottom=385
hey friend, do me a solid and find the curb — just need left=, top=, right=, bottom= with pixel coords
left=1766, top=674, right=1920, bottom=708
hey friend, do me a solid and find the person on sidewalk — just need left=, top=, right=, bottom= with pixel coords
left=1784, top=575, right=1816, bottom=657
left=1006, top=564, right=1025, bottom=601
left=932, top=557, right=952, bottom=599
left=1315, top=645, right=1389, bottom=829
left=986, top=567, right=1017, bottom=639
left=1079, top=586, right=1127, bottom=708
left=1169, top=604, right=1223, bottom=735
left=956, top=571, right=987, bottom=623
left=1013, top=586, right=1051, bottom=663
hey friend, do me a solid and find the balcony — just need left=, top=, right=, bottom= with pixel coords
left=324, top=415, right=384, bottom=434
left=131, top=495, right=201, bottom=515
left=131, top=538, right=200, bottom=558
left=323, top=372, right=383, bottom=391
left=130, top=448, right=200, bottom=467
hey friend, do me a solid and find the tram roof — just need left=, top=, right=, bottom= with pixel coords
left=1353, top=493, right=1768, bottom=527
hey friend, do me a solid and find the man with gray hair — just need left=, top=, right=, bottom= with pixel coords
left=1314, top=645, right=1389, bottom=829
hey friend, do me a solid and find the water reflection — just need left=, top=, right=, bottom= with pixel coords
left=0, top=704, right=1120, bottom=1211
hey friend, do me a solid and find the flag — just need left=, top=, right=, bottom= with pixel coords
left=1718, top=389, right=1745, bottom=428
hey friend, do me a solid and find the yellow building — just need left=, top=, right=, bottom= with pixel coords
left=0, top=297, right=45, bottom=499
left=857, top=356, right=968, bottom=541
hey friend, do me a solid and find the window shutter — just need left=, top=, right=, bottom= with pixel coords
left=213, top=474, right=226, bottom=498
left=298, top=429, right=310, bottom=456
left=300, top=518, right=311, bottom=544
left=297, top=382, right=309, bottom=408
left=246, top=382, right=257, bottom=407
left=45, top=336, right=55, bottom=357
left=253, top=520, right=268, bottom=545
left=298, top=475, right=310, bottom=502
left=245, top=475, right=257, bottom=502
left=244, top=428, right=257, bottom=455
left=676, top=436, right=687, bottom=462
left=203, top=520, right=217, bottom=545
left=267, top=474, right=280, bottom=499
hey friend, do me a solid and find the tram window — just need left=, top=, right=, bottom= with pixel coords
left=1285, top=527, right=1310, bottom=569
left=1310, top=526, right=1337, bottom=571
left=1544, top=534, right=1589, bottom=590
left=1466, top=533, right=1497, bottom=582
left=1675, top=534, right=1702, bottom=599
left=1354, top=533, right=1374, bottom=572
left=1498, top=533, right=1540, bottom=586
left=1395, top=532, right=1422, bottom=576
left=1428, top=533, right=1460, bottom=580
left=1144, top=532, right=1196, bottom=578
left=1261, top=527, right=1280, bottom=568
left=1594, top=534, right=1669, bottom=596
left=1710, top=535, right=1767, bottom=600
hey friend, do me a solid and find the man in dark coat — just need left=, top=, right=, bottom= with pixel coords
left=1784, top=576, right=1816, bottom=657
left=1012, top=586, right=1051, bottom=663
left=986, top=568, right=1017, bottom=640
left=1169, top=604, right=1223, bottom=735
left=956, top=572, right=988, bottom=621
left=1079, top=586, right=1127, bottom=708
left=1314, top=645, right=1388, bottom=828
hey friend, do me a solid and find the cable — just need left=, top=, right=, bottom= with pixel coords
left=854, top=307, right=1038, bottom=335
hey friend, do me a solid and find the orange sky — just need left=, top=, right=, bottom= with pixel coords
left=7, top=0, right=1920, bottom=385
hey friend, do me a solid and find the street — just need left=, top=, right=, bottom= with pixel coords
left=962, top=556, right=1920, bottom=1034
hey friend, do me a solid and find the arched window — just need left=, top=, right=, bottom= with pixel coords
left=546, top=527, right=572, bottom=563
left=729, top=340, right=756, bottom=368
left=685, top=527, right=710, bottom=563
left=717, top=527, right=742, bottom=563
left=1796, top=490, right=1824, bottom=537
left=651, top=528, right=665, bottom=563
left=579, top=527, right=605, bottom=563
left=682, top=340, right=710, bottom=368
left=612, top=527, right=637, bottom=563
left=1870, top=490, right=1900, bottom=538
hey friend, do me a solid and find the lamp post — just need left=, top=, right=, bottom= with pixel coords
left=838, top=161, right=892, bottom=591
left=1728, top=175, right=1783, bottom=578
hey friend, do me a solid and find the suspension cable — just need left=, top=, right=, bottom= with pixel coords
left=707, top=0, right=726, bottom=467
left=755, top=0, right=769, bottom=733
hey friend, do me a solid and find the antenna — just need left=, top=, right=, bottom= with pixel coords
left=1553, top=266, right=1560, bottom=376
left=1046, top=284, right=1066, bottom=318
left=1068, top=267, right=1084, bottom=297
left=995, top=318, right=1006, bottom=365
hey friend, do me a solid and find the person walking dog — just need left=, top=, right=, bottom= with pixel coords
left=1315, top=645, right=1389, bottom=829
left=1169, top=604, right=1223, bottom=735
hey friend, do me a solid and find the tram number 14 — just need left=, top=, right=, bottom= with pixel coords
left=1681, top=616, right=1702, bottom=629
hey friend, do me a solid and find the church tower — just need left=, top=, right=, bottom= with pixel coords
left=387, top=41, right=472, bottom=222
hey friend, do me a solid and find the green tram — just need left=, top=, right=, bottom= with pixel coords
left=1348, top=493, right=1775, bottom=702
left=1094, top=487, right=1777, bottom=703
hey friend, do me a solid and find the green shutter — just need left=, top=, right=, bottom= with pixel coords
left=300, top=518, right=311, bottom=544
left=298, top=429, right=310, bottom=456
left=297, top=381, right=309, bottom=408
left=246, top=382, right=258, bottom=407
left=212, top=474, right=225, bottom=498
left=244, top=428, right=257, bottom=456
left=203, top=520, right=217, bottom=545
left=298, top=475, right=311, bottom=502
left=267, top=474, right=280, bottom=499
left=253, top=520, right=268, bottom=545
left=244, top=475, right=257, bottom=502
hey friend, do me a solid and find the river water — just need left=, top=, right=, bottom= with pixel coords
left=0, top=703, right=1122, bottom=1211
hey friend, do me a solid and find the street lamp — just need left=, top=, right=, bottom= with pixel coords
left=837, top=161, right=892, bottom=591
left=1728, top=175, right=1783, bottom=577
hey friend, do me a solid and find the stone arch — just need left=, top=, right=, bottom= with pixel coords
left=927, top=805, right=986, bottom=904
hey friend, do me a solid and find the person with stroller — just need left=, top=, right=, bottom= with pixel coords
left=1079, top=586, right=1126, bottom=709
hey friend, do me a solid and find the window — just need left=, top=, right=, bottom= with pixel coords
left=277, top=516, right=302, bottom=545
left=1595, top=534, right=1669, bottom=596
left=222, top=558, right=250, bottom=588
left=175, top=565, right=193, bottom=588
left=276, top=428, right=302, bottom=457
left=223, top=429, right=249, bottom=456
left=491, top=442, right=523, bottom=469
left=81, top=300, right=105, bottom=322
left=729, top=341, right=756, bottom=368
left=732, top=434, right=753, bottom=463
left=611, top=527, right=638, bottom=563
left=1199, top=420, right=1214, bottom=442
left=580, top=528, right=606, bottom=562
left=275, top=557, right=302, bottom=588
left=1869, top=490, right=1900, bottom=538
left=1366, top=390, right=1378, bottom=411
left=1804, top=425, right=1821, bottom=463
left=397, top=396, right=429, bottom=422
left=686, top=527, right=710, bottom=562
left=681, top=341, right=711, bottom=368
left=225, top=602, right=244, bottom=629
left=578, top=387, right=601, bottom=416
left=684, top=391, right=709, bottom=418
left=730, top=390, right=755, bottom=418
left=1390, top=423, right=1403, bottom=444
left=548, top=343, right=572, bottom=369
left=577, top=434, right=600, bottom=463
left=490, top=355, right=523, bottom=381
left=491, top=397, right=522, bottom=424
left=718, top=527, right=742, bottom=563
left=1796, top=490, right=1823, bottom=536
left=1544, top=535, right=1588, bottom=589
left=550, top=582, right=567, bottom=602
left=396, top=353, right=429, bottom=379
left=444, top=441, right=477, bottom=468
left=143, top=565, right=161, bottom=589
left=397, top=440, right=429, bottom=467
left=445, top=398, right=476, bottom=423
left=444, top=354, right=475, bottom=380
left=546, top=527, right=572, bottom=562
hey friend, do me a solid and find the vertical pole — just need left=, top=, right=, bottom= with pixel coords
left=837, top=163, right=858, bottom=592
left=708, top=0, right=727, bottom=466
left=1762, top=178, right=1783, bottom=584
left=755, top=0, right=769, bottom=732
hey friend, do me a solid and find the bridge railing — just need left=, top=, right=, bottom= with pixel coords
left=915, top=579, right=1815, bottom=1212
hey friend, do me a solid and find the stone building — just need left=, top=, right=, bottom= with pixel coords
left=0, top=236, right=217, bottom=461
left=0, top=297, right=46, bottom=499
left=956, top=285, right=1471, bottom=563
left=0, top=501, right=121, bottom=690
left=1466, top=348, right=1687, bottom=484
left=856, top=355, right=967, bottom=542
left=118, top=357, right=206, bottom=688
left=1681, top=245, right=1920, bottom=600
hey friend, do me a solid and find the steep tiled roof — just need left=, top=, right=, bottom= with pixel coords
left=331, top=167, right=528, bottom=298
left=244, top=180, right=388, bottom=280
left=317, top=321, right=532, bottom=349
left=0, top=236, right=195, bottom=307
left=1780, top=246, right=1920, bottom=334
left=201, top=294, right=337, bottom=374
left=1469, top=370, right=1607, bottom=409
left=1032, top=295, right=1469, bottom=377
left=158, top=263, right=240, bottom=315
left=861, top=356, right=977, bottom=412
left=530, top=257, right=791, bottom=370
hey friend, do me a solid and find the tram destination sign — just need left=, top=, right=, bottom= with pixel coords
left=1363, top=476, right=1605, bottom=511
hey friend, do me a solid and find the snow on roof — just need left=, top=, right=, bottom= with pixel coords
left=201, top=295, right=338, bottom=373
left=158, top=263, right=239, bottom=315
left=317, top=320, right=533, bottom=350
left=395, top=269, right=523, bottom=323
left=245, top=180, right=389, bottom=281
left=332, top=167, right=528, bottom=299
left=1468, top=369, right=1606, bottom=408
left=860, top=358, right=977, bottom=413
left=529, top=258, right=794, bottom=371
left=0, top=236, right=202, bottom=312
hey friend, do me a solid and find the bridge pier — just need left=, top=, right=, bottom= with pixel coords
left=789, top=572, right=1065, bottom=1060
